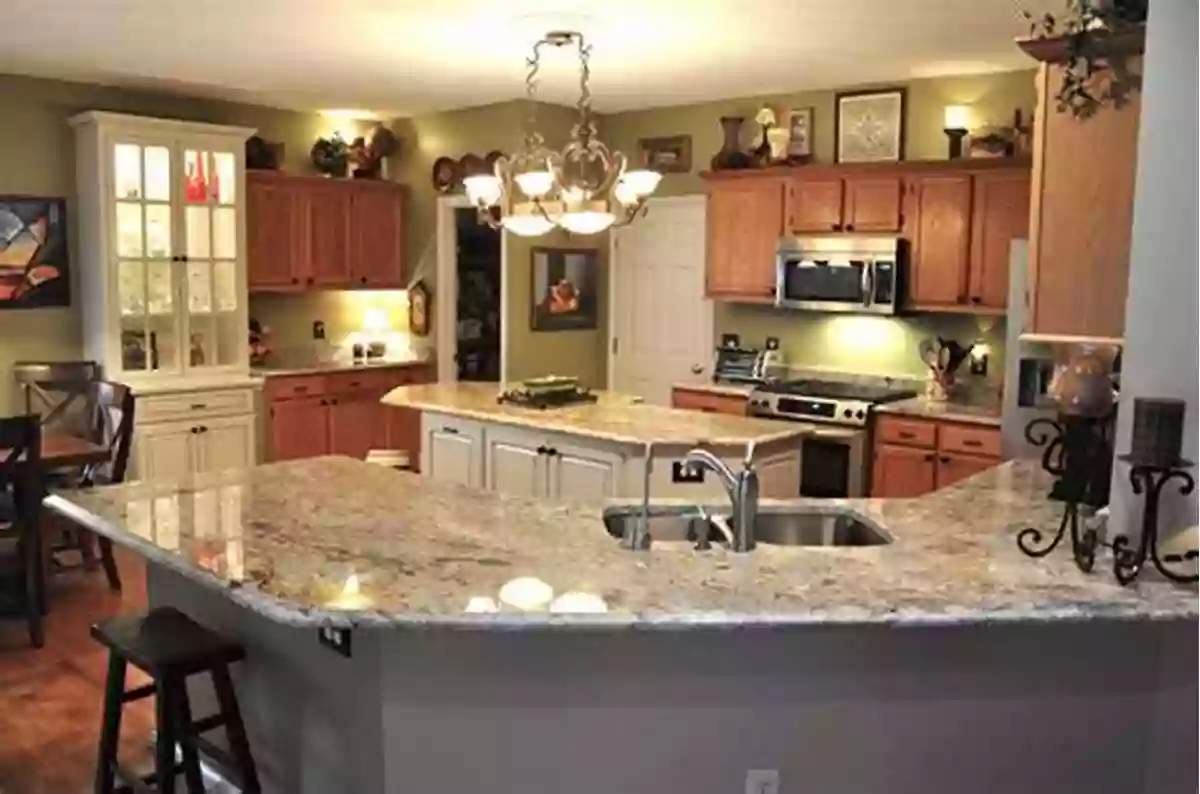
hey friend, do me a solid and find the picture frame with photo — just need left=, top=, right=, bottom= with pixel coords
left=530, top=247, right=598, bottom=332
left=637, top=135, right=692, bottom=174
left=785, top=107, right=814, bottom=162
left=835, top=88, right=907, bottom=163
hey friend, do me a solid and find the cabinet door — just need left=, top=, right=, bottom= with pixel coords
left=870, top=443, right=936, bottom=498
left=757, top=452, right=801, bottom=499
left=935, top=453, right=997, bottom=490
left=787, top=178, right=843, bottom=233
left=386, top=406, right=422, bottom=472
left=306, top=184, right=352, bottom=286
left=548, top=443, right=623, bottom=502
left=969, top=171, right=1030, bottom=311
left=485, top=431, right=547, bottom=498
left=136, top=422, right=197, bottom=481
left=908, top=175, right=972, bottom=308
left=270, top=397, right=330, bottom=461
left=844, top=177, right=902, bottom=232
left=351, top=187, right=405, bottom=288
left=198, top=415, right=256, bottom=472
left=705, top=179, right=784, bottom=302
left=246, top=176, right=298, bottom=291
left=328, top=395, right=376, bottom=460
left=424, top=424, right=480, bottom=488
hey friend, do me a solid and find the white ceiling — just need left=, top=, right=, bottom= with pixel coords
left=0, top=0, right=1051, bottom=116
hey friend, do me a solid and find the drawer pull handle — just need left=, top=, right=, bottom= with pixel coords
left=442, top=426, right=459, bottom=435
left=963, top=439, right=983, bottom=448
left=898, top=431, right=915, bottom=440
left=190, top=403, right=208, bottom=410
left=294, top=386, right=309, bottom=393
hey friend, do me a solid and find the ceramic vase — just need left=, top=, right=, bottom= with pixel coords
left=1047, top=344, right=1117, bottom=417
left=711, top=117, right=753, bottom=170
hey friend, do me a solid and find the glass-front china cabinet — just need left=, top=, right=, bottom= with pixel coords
left=70, top=112, right=258, bottom=478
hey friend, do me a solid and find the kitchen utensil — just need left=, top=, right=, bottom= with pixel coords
left=918, top=337, right=944, bottom=371
left=940, top=338, right=975, bottom=375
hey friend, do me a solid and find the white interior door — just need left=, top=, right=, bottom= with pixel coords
left=609, top=196, right=712, bottom=405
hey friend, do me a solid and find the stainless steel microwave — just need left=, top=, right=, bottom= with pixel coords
left=774, top=236, right=903, bottom=315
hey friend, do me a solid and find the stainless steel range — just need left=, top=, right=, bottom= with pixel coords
left=748, top=379, right=916, bottom=497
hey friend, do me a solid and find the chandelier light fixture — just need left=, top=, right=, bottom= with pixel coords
left=463, top=30, right=661, bottom=236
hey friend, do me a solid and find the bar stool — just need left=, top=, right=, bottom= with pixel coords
left=91, top=607, right=261, bottom=794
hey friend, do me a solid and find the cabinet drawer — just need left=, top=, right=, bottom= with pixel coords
left=671, top=388, right=748, bottom=416
left=327, top=370, right=394, bottom=395
left=264, top=375, right=327, bottom=401
left=938, top=423, right=1002, bottom=458
left=875, top=416, right=937, bottom=449
left=139, top=388, right=255, bottom=424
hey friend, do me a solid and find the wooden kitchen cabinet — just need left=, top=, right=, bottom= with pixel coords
left=328, top=395, right=378, bottom=460
left=351, top=185, right=406, bottom=288
left=843, top=176, right=903, bottom=232
left=871, top=443, right=937, bottom=498
left=247, top=173, right=407, bottom=293
left=787, top=178, right=843, bottom=233
left=1026, top=62, right=1141, bottom=340
left=871, top=415, right=1002, bottom=497
left=906, top=174, right=973, bottom=308
left=246, top=174, right=299, bottom=291
left=969, top=170, right=1030, bottom=311
left=270, top=396, right=331, bottom=461
left=935, top=452, right=998, bottom=490
left=670, top=387, right=748, bottom=416
left=705, top=177, right=784, bottom=302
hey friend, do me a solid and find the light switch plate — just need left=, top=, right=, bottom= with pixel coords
left=745, top=769, right=780, bottom=794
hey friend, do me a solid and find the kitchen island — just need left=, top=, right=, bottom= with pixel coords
left=382, top=382, right=851, bottom=502
left=47, top=457, right=1197, bottom=794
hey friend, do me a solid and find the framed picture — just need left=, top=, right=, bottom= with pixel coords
left=408, top=279, right=431, bottom=337
left=835, top=88, right=907, bottom=163
left=637, top=135, right=692, bottom=173
left=531, top=247, right=598, bottom=332
left=0, top=196, right=70, bottom=308
left=786, top=107, right=814, bottom=160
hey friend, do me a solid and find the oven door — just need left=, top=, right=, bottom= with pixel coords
left=776, top=255, right=871, bottom=312
left=799, top=429, right=866, bottom=498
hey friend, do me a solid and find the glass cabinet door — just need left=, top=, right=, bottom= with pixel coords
left=182, top=146, right=241, bottom=370
left=113, top=141, right=179, bottom=375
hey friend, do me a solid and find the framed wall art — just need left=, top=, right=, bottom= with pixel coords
left=637, top=135, right=692, bottom=173
left=835, top=88, right=907, bottom=163
left=0, top=196, right=70, bottom=308
left=786, top=107, right=814, bottom=161
left=531, top=247, right=598, bottom=332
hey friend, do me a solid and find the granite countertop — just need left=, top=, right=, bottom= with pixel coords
left=45, top=457, right=1197, bottom=631
left=253, top=355, right=431, bottom=378
left=876, top=394, right=1003, bottom=427
left=383, top=383, right=809, bottom=447
left=671, top=382, right=756, bottom=398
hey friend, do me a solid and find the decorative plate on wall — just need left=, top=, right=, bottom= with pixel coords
left=431, top=157, right=458, bottom=193
left=409, top=279, right=431, bottom=337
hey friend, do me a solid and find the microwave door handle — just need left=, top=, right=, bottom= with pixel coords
left=861, top=262, right=874, bottom=308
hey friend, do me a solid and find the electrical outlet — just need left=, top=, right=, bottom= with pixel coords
left=745, top=769, right=779, bottom=794
left=317, top=626, right=352, bottom=657
left=672, top=460, right=706, bottom=484
left=312, top=320, right=326, bottom=340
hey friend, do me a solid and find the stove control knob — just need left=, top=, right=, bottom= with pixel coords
left=856, top=410, right=865, bottom=420
left=843, top=409, right=853, bottom=418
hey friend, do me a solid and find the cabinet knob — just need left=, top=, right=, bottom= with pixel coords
left=924, top=453, right=936, bottom=462
left=536, top=445, right=547, bottom=455
left=292, top=277, right=300, bottom=284
left=547, top=448, right=558, bottom=457
left=831, top=223, right=841, bottom=231
left=199, top=425, right=208, bottom=434
left=360, top=277, right=368, bottom=285
left=845, top=223, right=855, bottom=232
left=307, top=277, right=315, bottom=285
left=190, top=426, right=199, bottom=434
left=970, top=296, right=982, bottom=305
left=939, top=456, right=950, bottom=464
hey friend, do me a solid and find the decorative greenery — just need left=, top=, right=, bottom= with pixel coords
left=1023, top=0, right=1147, bottom=119
left=310, top=132, right=350, bottom=177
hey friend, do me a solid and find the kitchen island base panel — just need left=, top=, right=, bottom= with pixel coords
left=149, top=565, right=1197, bottom=794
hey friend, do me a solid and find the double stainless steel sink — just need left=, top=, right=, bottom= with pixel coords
left=602, top=505, right=891, bottom=549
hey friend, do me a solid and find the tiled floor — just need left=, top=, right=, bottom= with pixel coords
left=0, top=548, right=154, bottom=794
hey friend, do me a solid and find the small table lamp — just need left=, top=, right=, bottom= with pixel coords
left=943, top=105, right=971, bottom=159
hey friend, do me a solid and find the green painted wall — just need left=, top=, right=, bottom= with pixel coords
left=601, top=69, right=1034, bottom=382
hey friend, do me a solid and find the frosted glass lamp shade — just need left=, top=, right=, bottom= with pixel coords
left=943, top=105, right=971, bottom=130
left=620, top=169, right=661, bottom=198
left=463, top=174, right=502, bottom=207
left=514, top=170, right=555, bottom=199
left=558, top=211, right=616, bottom=235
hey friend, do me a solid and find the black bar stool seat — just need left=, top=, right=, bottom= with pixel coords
left=91, top=607, right=260, bottom=794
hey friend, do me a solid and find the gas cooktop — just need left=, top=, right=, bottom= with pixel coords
left=748, top=379, right=916, bottom=427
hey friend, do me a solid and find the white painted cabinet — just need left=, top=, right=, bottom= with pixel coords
left=422, top=413, right=484, bottom=488
left=548, top=442, right=623, bottom=502
left=484, top=428, right=546, bottom=498
left=196, top=414, right=256, bottom=473
left=136, top=422, right=196, bottom=482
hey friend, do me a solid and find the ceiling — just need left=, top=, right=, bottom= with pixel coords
left=0, top=0, right=1052, bottom=117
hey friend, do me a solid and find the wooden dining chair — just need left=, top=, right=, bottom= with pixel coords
left=0, top=414, right=45, bottom=648
left=77, top=381, right=136, bottom=592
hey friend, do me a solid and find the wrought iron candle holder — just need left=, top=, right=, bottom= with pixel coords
left=1109, top=456, right=1198, bottom=586
left=1016, top=414, right=1115, bottom=572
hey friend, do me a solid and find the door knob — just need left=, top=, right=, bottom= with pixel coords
left=690, top=364, right=705, bottom=375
